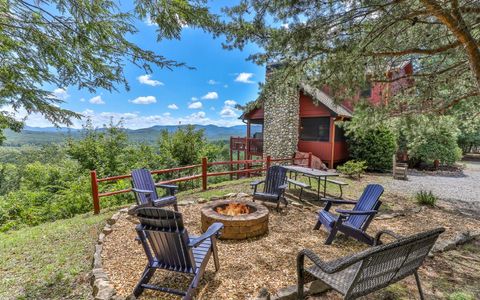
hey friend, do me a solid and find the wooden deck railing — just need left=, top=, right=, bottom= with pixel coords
left=90, top=153, right=313, bottom=214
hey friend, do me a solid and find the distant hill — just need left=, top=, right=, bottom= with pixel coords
left=3, top=124, right=248, bottom=146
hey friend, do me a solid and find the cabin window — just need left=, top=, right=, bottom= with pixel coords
left=300, top=117, right=330, bottom=141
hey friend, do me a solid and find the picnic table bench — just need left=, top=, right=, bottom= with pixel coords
left=326, top=178, right=348, bottom=198
left=287, top=178, right=311, bottom=201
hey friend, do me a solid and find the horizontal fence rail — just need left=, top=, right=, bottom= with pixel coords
left=90, top=153, right=313, bottom=214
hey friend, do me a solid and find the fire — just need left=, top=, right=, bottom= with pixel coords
left=215, top=202, right=251, bottom=216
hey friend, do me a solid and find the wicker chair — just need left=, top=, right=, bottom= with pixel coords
left=297, top=227, right=444, bottom=300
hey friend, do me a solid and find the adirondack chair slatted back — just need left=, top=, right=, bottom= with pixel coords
left=131, top=169, right=158, bottom=205
left=263, top=166, right=287, bottom=195
left=136, top=207, right=195, bottom=273
left=347, top=184, right=384, bottom=229
left=347, top=228, right=443, bottom=298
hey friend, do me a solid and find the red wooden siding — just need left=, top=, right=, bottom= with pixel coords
left=297, top=93, right=349, bottom=166
left=299, top=92, right=331, bottom=116
left=245, top=107, right=264, bottom=119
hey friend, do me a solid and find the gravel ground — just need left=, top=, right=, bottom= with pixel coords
left=384, top=161, right=480, bottom=214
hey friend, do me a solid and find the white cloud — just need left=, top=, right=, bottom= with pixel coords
left=235, top=73, right=254, bottom=84
left=220, top=99, right=239, bottom=118
left=80, top=98, right=85, bottom=102
left=281, top=23, right=289, bottom=29
left=191, top=97, right=198, bottom=101
left=191, top=111, right=206, bottom=119
left=168, top=104, right=179, bottom=110
left=51, top=88, right=69, bottom=100
left=188, top=101, right=203, bottom=109
left=130, top=96, right=157, bottom=105
left=224, top=100, right=236, bottom=107
left=208, top=79, right=219, bottom=85
left=163, top=112, right=171, bottom=117
left=220, top=107, right=237, bottom=118
left=137, top=74, right=164, bottom=86
left=201, top=92, right=218, bottom=100
left=89, top=96, right=105, bottom=104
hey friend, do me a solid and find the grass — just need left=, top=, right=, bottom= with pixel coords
left=0, top=209, right=115, bottom=300
left=415, top=190, right=437, bottom=206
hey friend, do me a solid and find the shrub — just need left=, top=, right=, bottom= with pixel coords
left=345, top=125, right=396, bottom=172
left=407, top=116, right=462, bottom=166
left=337, top=160, right=367, bottom=178
left=415, top=190, right=437, bottom=206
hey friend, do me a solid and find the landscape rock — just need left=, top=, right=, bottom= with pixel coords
left=237, top=192, right=250, bottom=198
left=224, top=192, right=237, bottom=198
left=432, top=230, right=479, bottom=253
left=291, top=201, right=303, bottom=208
left=376, top=211, right=406, bottom=220
left=93, top=279, right=116, bottom=300
left=210, top=196, right=222, bottom=201
left=256, top=287, right=271, bottom=300
left=179, top=200, right=195, bottom=206
left=102, top=225, right=113, bottom=235
left=265, top=280, right=330, bottom=300
left=198, top=198, right=208, bottom=203
left=118, top=207, right=129, bottom=213
left=97, top=233, right=106, bottom=244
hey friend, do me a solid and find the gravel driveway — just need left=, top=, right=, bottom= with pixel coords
left=385, top=161, right=480, bottom=214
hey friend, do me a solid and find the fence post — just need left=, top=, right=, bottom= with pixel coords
left=308, top=152, right=313, bottom=168
left=90, top=170, right=100, bottom=214
left=266, top=155, right=271, bottom=172
left=202, top=157, right=208, bottom=190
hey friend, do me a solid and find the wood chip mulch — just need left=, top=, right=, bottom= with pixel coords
left=101, top=199, right=478, bottom=300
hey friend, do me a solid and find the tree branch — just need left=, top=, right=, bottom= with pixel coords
left=368, top=41, right=461, bottom=56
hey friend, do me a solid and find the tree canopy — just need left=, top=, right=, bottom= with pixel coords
left=0, top=0, right=217, bottom=134
left=220, top=0, right=480, bottom=116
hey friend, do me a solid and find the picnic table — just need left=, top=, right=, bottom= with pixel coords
left=283, top=165, right=339, bottom=200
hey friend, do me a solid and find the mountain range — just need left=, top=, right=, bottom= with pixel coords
left=3, top=124, right=249, bottom=146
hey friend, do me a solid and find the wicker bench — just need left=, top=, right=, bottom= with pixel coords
left=326, top=179, right=348, bottom=198
left=287, top=178, right=311, bottom=201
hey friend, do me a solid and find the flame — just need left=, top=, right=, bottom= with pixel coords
left=215, top=202, right=251, bottom=216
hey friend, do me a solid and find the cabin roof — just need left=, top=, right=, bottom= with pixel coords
left=240, top=82, right=353, bottom=120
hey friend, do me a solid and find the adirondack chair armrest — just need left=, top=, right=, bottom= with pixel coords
left=131, top=188, right=154, bottom=195
left=373, top=230, right=403, bottom=246
left=250, top=180, right=265, bottom=187
left=278, top=183, right=288, bottom=190
left=188, top=222, right=224, bottom=248
left=297, top=249, right=361, bottom=274
left=336, top=209, right=378, bottom=217
left=323, top=198, right=357, bottom=205
left=155, top=184, right=178, bottom=195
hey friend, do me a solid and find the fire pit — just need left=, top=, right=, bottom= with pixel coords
left=201, top=200, right=269, bottom=240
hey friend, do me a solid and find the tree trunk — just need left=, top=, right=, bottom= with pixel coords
left=421, top=0, right=480, bottom=92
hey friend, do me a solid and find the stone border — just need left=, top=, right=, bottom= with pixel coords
left=91, top=208, right=129, bottom=300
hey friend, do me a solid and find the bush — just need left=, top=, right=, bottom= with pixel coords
left=407, top=116, right=462, bottom=166
left=346, top=125, right=396, bottom=172
left=415, top=190, right=437, bottom=206
left=337, top=160, right=367, bottom=178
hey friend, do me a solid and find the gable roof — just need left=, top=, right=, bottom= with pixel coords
left=298, top=83, right=353, bottom=117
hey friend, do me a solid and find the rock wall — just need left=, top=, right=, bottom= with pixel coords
left=263, top=83, right=299, bottom=159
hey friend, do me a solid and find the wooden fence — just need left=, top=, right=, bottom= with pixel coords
left=90, top=153, right=313, bottom=214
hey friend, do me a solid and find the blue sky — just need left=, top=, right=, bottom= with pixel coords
left=24, top=3, right=265, bottom=129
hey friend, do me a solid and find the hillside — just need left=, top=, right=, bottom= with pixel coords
left=3, top=124, right=248, bottom=146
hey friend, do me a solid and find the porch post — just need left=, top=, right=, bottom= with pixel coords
left=330, top=117, right=336, bottom=168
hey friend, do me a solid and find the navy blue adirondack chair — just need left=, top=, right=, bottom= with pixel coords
left=314, top=184, right=384, bottom=245
left=132, top=207, right=223, bottom=300
left=131, top=168, right=178, bottom=211
left=251, top=165, right=288, bottom=209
